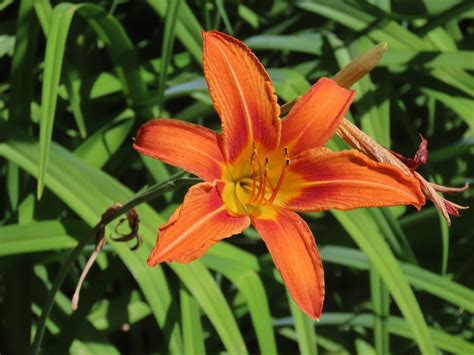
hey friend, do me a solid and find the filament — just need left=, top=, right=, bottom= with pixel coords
left=269, top=148, right=290, bottom=203
left=256, top=158, right=269, bottom=203
left=250, top=152, right=257, bottom=201
left=250, top=144, right=264, bottom=202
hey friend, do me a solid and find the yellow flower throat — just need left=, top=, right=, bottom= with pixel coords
left=222, top=145, right=290, bottom=217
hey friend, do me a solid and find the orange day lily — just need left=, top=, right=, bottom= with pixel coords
left=133, top=30, right=426, bottom=319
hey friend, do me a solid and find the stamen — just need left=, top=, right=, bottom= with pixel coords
left=266, top=172, right=275, bottom=190
left=250, top=152, right=257, bottom=201
left=269, top=148, right=290, bottom=203
left=250, top=144, right=264, bottom=202
left=256, top=158, right=269, bottom=203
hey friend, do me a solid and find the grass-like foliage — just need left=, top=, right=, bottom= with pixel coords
left=0, top=1, right=472, bottom=354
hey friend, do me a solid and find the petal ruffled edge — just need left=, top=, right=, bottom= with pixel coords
left=203, top=30, right=281, bottom=164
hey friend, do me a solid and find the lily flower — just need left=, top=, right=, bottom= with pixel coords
left=133, top=31, right=425, bottom=319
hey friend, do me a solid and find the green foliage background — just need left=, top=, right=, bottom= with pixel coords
left=0, top=0, right=473, bottom=354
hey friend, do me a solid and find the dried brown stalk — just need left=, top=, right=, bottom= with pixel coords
left=71, top=203, right=141, bottom=310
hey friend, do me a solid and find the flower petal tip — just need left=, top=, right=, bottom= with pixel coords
left=306, top=305, right=323, bottom=321
left=146, top=254, right=160, bottom=267
left=202, top=29, right=229, bottom=41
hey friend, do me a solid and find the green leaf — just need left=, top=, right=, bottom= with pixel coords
left=430, top=138, right=474, bottom=162
left=157, top=0, right=182, bottom=115
left=369, top=267, right=390, bottom=355
left=88, top=291, right=152, bottom=332
left=215, top=0, right=234, bottom=35
left=246, top=33, right=323, bottom=55
left=148, top=0, right=202, bottom=63
left=422, top=88, right=474, bottom=130
left=318, top=313, right=474, bottom=354
left=331, top=210, right=435, bottom=354
left=8, top=0, right=39, bottom=124
left=172, top=262, right=248, bottom=354
left=37, top=3, right=76, bottom=199
left=381, top=50, right=474, bottom=70
left=0, top=220, right=83, bottom=256
left=36, top=2, right=154, bottom=199
left=202, top=249, right=277, bottom=355
left=6, top=161, right=19, bottom=211
left=63, top=66, right=87, bottom=138
left=298, top=0, right=474, bottom=95
left=321, top=246, right=474, bottom=312
left=268, top=68, right=311, bottom=102
left=238, top=4, right=260, bottom=29
left=74, top=112, right=134, bottom=168
left=180, top=287, right=206, bottom=355
left=0, top=139, right=247, bottom=354
left=288, top=294, right=318, bottom=355
left=0, top=140, right=183, bottom=354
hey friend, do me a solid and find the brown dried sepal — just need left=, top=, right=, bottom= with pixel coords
left=336, top=119, right=412, bottom=175
left=413, top=172, right=469, bottom=225
left=391, top=134, right=428, bottom=171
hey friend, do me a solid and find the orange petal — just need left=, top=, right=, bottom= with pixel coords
left=280, top=148, right=426, bottom=211
left=281, top=77, right=355, bottom=156
left=203, top=30, right=281, bottom=163
left=252, top=207, right=325, bottom=320
left=147, top=181, right=250, bottom=265
left=133, top=118, right=225, bottom=181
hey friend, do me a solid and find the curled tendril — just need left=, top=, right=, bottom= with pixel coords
left=111, top=206, right=141, bottom=250
left=72, top=203, right=141, bottom=310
